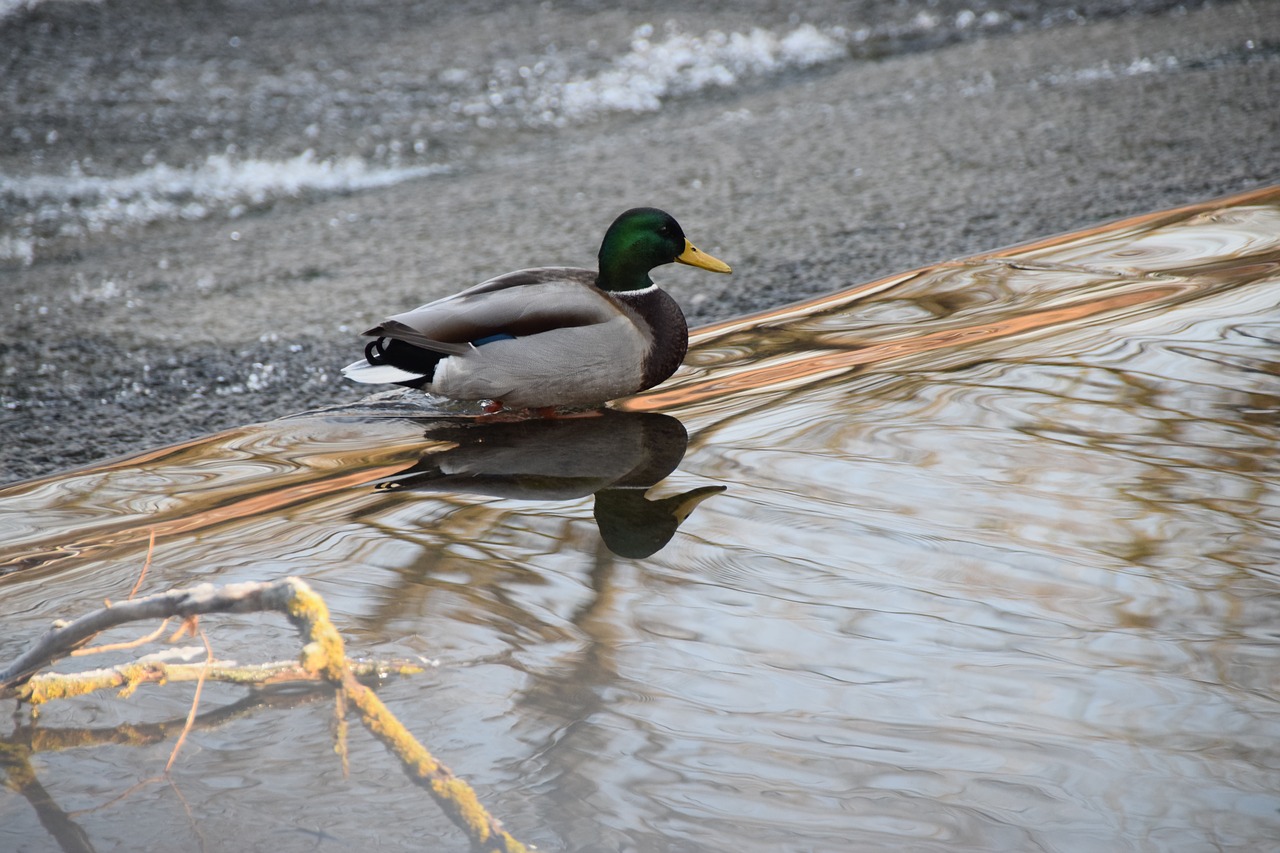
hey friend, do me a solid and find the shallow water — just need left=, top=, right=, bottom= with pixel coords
left=3, top=188, right=1280, bottom=851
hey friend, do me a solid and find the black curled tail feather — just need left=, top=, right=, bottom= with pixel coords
left=362, top=335, right=446, bottom=387
left=365, top=337, right=389, bottom=365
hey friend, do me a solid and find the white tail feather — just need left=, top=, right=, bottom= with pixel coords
left=341, top=359, right=428, bottom=385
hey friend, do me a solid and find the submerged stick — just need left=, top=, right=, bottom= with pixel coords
left=0, top=578, right=529, bottom=853
left=0, top=742, right=96, bottom=853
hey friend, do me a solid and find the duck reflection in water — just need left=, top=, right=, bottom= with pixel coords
left=374, top=410, right=724, bottom=558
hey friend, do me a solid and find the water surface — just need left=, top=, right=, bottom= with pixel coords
left=2, top=188, right=1279, bottom=851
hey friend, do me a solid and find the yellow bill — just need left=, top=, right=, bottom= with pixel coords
left=676, top=238, right=732, bottom=273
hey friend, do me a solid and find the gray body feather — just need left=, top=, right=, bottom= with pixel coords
left=343, top=267, right=680, bottom=409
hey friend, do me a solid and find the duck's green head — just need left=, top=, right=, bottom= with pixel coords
left=597, top=207, right=731, bottom=292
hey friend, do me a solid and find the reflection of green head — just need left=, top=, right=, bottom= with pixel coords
left=379, top=409, right=724, bottom=558
left=594, top=485, right=726, bottom=559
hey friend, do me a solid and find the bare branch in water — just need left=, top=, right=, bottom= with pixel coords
left=0, top=577, right=530, bottom=853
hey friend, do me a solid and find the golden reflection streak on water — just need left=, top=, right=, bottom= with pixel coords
left=622, top=284, right=1185, bottom=411
left=620, top=185, right=1280, bottom=413
left=0, top=425, right=435, bottom=581
left=677, top=185, right=1280, bottom=346
left=65, top=427, right=259, bottom=477
left=1, top=463, right=409, bottom=581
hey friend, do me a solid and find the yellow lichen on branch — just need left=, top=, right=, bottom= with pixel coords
left=15, top=658, right=427, bottom=706
left=277, top=578, right=528, bottom=853
left=0, top=577, right=529, bottom=853
left=282, top=580, right=350, bottom=681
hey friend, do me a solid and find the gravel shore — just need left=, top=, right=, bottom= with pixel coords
left=2, top=0, right=1276, bottom=483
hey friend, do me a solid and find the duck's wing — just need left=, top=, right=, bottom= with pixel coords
left=365, top=267, right=615, bottom=352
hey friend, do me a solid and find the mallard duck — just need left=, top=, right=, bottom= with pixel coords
left=341, top=207, right=731, bottom=410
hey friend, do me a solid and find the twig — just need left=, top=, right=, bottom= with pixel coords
left=71, top=618, right=172, bottom=658
left=169, top=615, right=200, bottom=642
left=334, top=688, right=350, bottom=779
left=0, top=578, right=529, bottom=853
left=128, top=529, right=156, bottom=600
left=166, top=630, right=212, bottom=773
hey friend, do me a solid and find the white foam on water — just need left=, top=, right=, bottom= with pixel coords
left=1, top=151, right=444, bottom=263
left=467, top=23, right=849, bottom=126
left=559, top=24, right=847, bottom=119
